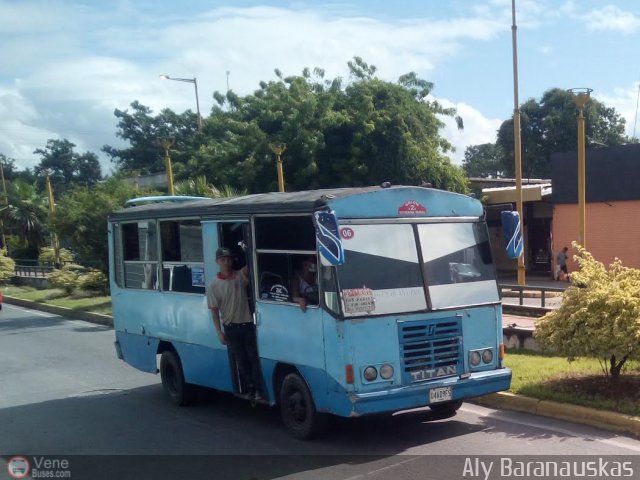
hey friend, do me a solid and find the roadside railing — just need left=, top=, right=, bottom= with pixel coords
left=499, top=283, right=566, bottom=308
left=14, top=264, right=55, bottom=278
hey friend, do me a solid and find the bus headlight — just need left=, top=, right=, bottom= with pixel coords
left=363, top=366, right=378, bottom=381
left=482, top=349, right=493, bottom=364
left=379, top=364, right=394, bottom=380
left=469, top=351, right=481, bottom=366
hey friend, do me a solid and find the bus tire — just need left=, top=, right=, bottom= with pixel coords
left=279, top=373, right=326, bottom=439
left=429, top=400, right=463, bottom=418
left=160, top=350, right=194, bottom=406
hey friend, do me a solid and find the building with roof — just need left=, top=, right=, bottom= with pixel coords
left=477, top=143, right=640, bottom=276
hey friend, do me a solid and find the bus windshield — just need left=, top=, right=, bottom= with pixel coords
left=336, top=222, right=498, bottom=316
left=418, top=222, right=498, bottom=309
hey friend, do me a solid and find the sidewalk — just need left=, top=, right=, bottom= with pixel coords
left=498, top=271, right=570, bottom=290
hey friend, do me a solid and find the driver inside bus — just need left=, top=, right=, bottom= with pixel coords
left=291, top=255, right=318, bottom=312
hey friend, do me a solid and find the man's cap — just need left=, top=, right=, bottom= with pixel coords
left=216, top=247, right=235, bottom=259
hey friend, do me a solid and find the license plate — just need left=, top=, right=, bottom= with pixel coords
left=429, top=386, right=453, bottom=403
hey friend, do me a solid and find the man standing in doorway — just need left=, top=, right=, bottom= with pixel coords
left=556, top=246, right=569, bottom=281
left=207, top=247, right=265, bottom=401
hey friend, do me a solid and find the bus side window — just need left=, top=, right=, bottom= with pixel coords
left=257, top=253, right=291, bottom=302
left=320, top=264, right=340, bottom=315
left=159, top=219, right=205, bottom=294
left=122, top=221, right=158, bottom=290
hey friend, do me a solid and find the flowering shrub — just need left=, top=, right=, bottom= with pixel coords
left=535, top=242, right=640, bottom=379
left=78, top=269, right=108, bottom=295
left=0, top=248, right=15, bottom=283
left=48, top=264, right=81, bottom=294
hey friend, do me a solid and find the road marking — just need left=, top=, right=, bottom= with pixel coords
left=4, top=304, right=58, bottom=317
left=68, top=389, right=124, bottom=398
left=462, top=403, right=640, bottom=453
left=342, top=456, right=422, bottom=480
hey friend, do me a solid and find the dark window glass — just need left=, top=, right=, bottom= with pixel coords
left=159, top=219, right=204, bottom=294
left=255, top=216, right=315, bottom=250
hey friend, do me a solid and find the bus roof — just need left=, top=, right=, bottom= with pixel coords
left=109, top=185, right=482, bottom=221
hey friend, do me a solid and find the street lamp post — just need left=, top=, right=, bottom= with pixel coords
left=0, top=159, right=7, bottom=252
left=45, top=172, right=60, bottom=266
left=511, top=0, right=526, bottom=285
left=160, top=139, right=176, bottom=196
left=160, top=74, right=202, bottom=131
left=569, top=88, right=592, bottom=249
left=269, top=144, right=287, bottom=192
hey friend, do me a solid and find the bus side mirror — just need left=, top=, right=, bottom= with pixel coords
left=313, top=211, right=345, bottom=266
left=501, top=211, right=523, bottom=259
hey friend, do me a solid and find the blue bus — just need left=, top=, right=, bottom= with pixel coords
left=108, top=185, right=511, bottom=438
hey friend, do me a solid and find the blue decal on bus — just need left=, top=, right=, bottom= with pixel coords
left=314, top=211, right=345, bottom=266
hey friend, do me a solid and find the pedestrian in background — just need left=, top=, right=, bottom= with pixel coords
left=556, top=246, right=569, bottom=281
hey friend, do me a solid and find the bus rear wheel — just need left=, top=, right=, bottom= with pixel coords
left=279, top=373, right=326, bottom=439
left=160, top=350, right=194, bottom=406
left=429, top=400, right=463, bottom=418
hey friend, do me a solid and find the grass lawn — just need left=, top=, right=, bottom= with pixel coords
left=3, top=285, right=112, bottom=315
left=505, top=349, right=640, bottom=417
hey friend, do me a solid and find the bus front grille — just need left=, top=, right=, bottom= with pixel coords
left=398, top=318, right=462, bottom=384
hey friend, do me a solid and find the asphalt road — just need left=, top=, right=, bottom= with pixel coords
left=2, top=303, right=640, bottom=479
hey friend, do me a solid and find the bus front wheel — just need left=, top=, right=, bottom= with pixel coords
left=279, top=373, right=326, bottom=439
left=160, top=350, right=194, bottom=406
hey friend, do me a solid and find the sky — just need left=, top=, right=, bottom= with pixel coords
left=2, top=0, right=640, bottom=175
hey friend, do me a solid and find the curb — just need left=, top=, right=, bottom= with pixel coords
left=4, top=296, right=113, bottom=327
left=474, top=392, right=640, bottom=439
left=502, top=304, right=553, bottom=316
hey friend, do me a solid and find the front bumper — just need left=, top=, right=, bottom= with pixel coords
left=333, top=368, right=512, bottom=417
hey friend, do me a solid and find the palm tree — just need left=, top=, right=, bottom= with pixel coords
left=174, top=176, right=247, bottom=198
left=5, top=179, right=49, bottom=253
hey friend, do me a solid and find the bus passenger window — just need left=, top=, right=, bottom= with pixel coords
left=257, top=253, right=290, bottom=302
left=320, top=264, right=340, bottom=315
left=159, top=220, right=205, bottom=294
left=291, top=255, right=319, bottom=310
left=122, top=221, right=158, bottom=290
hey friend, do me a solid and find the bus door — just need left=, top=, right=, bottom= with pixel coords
left=202, top=219, right=257, bottom=394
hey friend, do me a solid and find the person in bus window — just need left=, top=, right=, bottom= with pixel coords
left=207, top=247, right=265, bottom=401
left=291, top=255, right=318, bottom=312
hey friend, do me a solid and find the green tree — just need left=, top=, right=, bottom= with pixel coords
left=0, top=154, right=19, bottom=182
left=462, top=143, right=504, bottom=178
left=496, top=88, right=629, bottom=178
left=535, top=243, right=640, bottom=380
left=0, top=248, right=15, bottom=283
left=33, top=139, right=102, bottom=194
left=5, top=179, right=49, bottom=256
left=189, top=58, right=467, bottom=193
left=55, top=178, right=142, bottom=271
left=174, top=176, right=247, bottom=198
left=39, top=246, right=74, bottom=264
left=103, top=101, right=199, bottom=176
